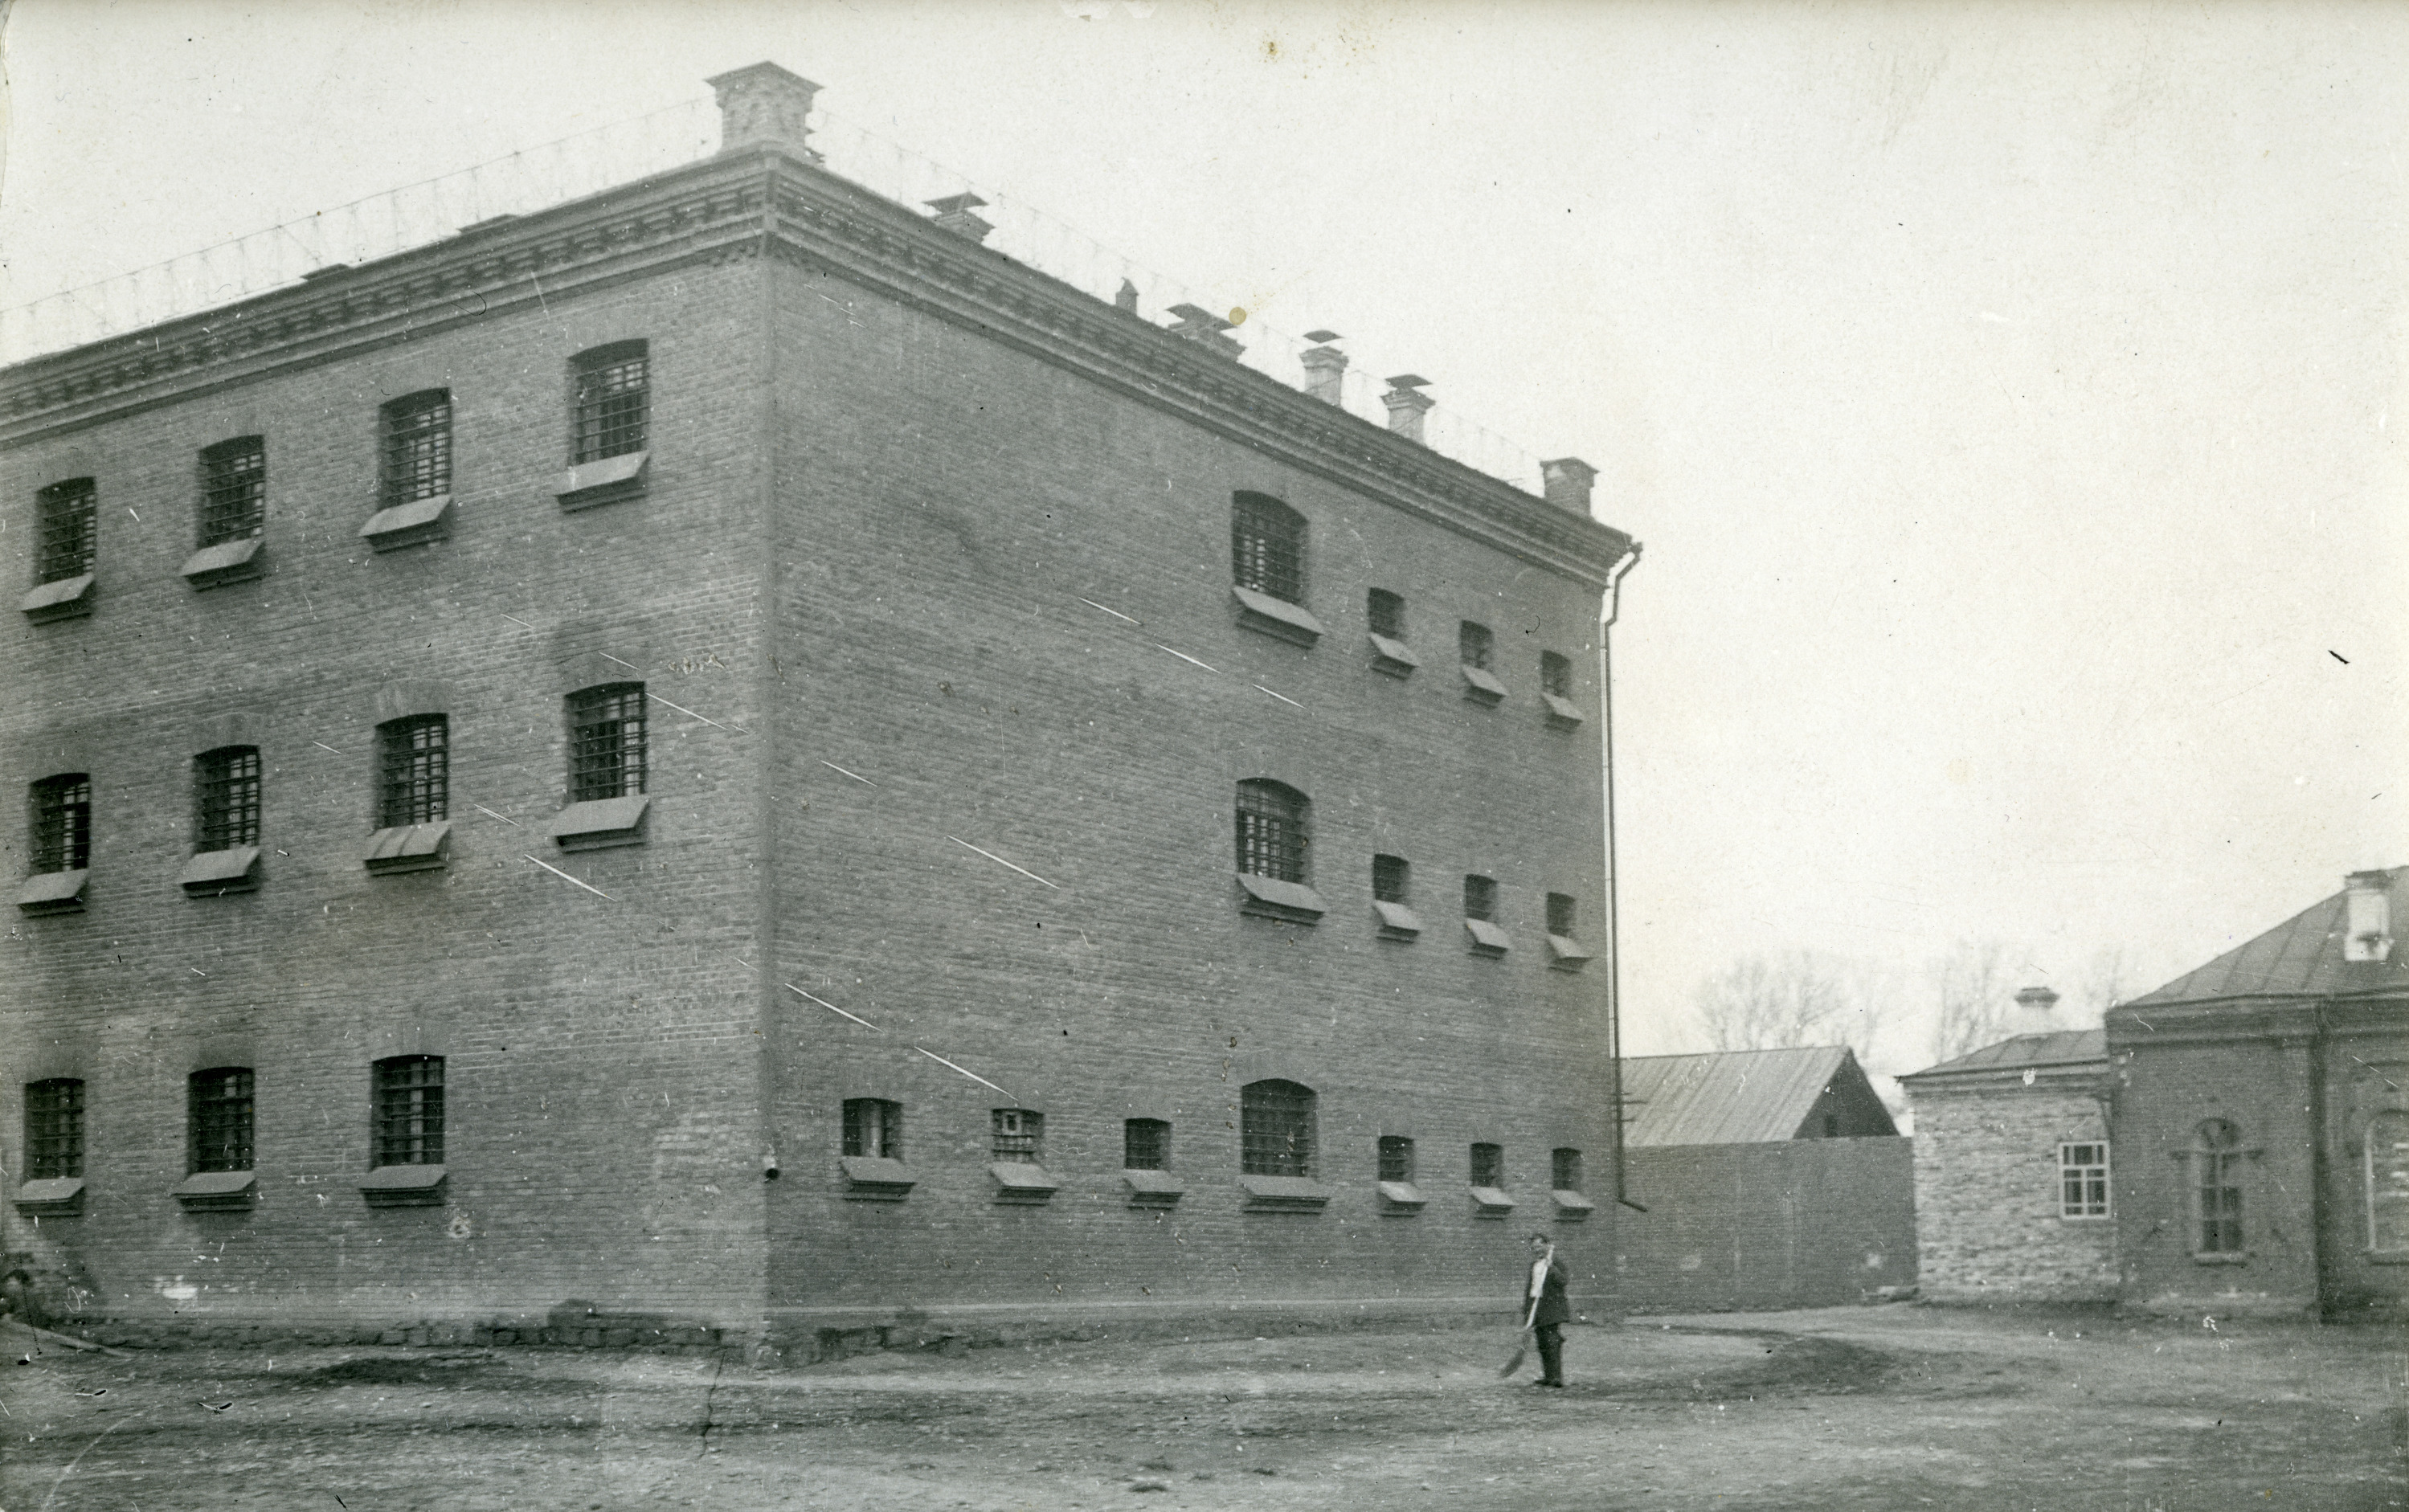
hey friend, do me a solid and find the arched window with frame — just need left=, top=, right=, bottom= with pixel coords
left=1235, top=780, right=1310, bottom=885
left=1241, top=1079, right=1315, bottom=1178
left=1231, top=492, right=1306, bottom=605
left=2192, top=1119, right=2244, bottom=1256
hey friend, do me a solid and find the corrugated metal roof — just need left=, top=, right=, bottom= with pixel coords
left=2131, top=865, right=2409, bottom=1004
left=1900, top=1029, right=2106, bottom=1081
left=1621, top=1045, right=1869, bottom=1146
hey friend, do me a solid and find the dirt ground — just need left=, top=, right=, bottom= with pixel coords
left=4, top=1303, right=2402, bottom=1511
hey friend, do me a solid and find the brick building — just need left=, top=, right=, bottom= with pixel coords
left=2104, top=868, right=2407, bottom=1319
left=1902, top=869, right=2409, bottom=1318
left=1614, top=1047, right=1917, bottom=1311
left=1, top=64, right=1639, bottom=1356
left=1896, top=1028, right=2118, bottom=1304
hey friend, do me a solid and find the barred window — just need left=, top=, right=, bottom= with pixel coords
left=567, top=684, right=646, bottom=803
left=25, top=1078, right=84, bottom=1180
left=374, top=1056, right=444, bottom=1167
left=2059, top=1142, right=2109, bottom=1219
left=1378, top=1134, right=1414, bottom=1183
left=376, top=716, right=448, bottom=828
left=1546, top=893, right=1577, bottom=938
left=1459, top=620, right=1494, bottom=671
left=189, top=1067, right=254, bottom=1174
left=198, top=437, right=266, bottom=548
left=1372, top=853, right=1410, bottom=905
left=1235, top=779, right=1309, bottom=885
left=1541, top=651, right=1572, bottom=699
left=1552, top=1147, right=1583, bottom=1191
left=1240, top=1079, right=1315, bottom=1178
left=30, top=774, right=92, bottom=872
left=1470, top=1142, right=1504, bottom=1189
left=1232, top=492, right=1306, bottom=605
left=193, top=746, right=262, bottom=852
left=1124, top=1118, right=1170, bottom=1171
left=36, top=478, right=96, bottom=585
left=844, top=1098, right=903, bottom=1160
left=571, top=341, right=649, bottom=464
left=381, top=390, right=453, bottom=506
left=1464, top=874, right=1498, bottom=922
left=992, top=1108, right=1043, bottom=1164
left=1367, top=588, right=1405, bottom=640
left=2367, top=1111, right=2409, bottom=1253
left=2193, top=1120, right=2243, bottom=1254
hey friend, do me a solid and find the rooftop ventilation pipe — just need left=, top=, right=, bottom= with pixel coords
left=1300, top=331, right=1348, bottom=404
left=2346, top=870, right=2395, bottom=962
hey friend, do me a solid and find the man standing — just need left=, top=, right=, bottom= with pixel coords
left=1524, top=1232, right=1570, bottom=1387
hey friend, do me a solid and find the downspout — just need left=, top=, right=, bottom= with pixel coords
left=1598, top=542, right=1647, bottom=1212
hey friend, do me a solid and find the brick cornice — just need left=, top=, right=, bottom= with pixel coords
left=1, top=148, right=1634, bottom=590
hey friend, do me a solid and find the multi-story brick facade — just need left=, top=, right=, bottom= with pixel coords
left=1, top=64, right=1638, bottom=1357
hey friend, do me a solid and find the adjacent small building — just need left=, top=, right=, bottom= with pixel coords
left=1896, top=1027, right=2117, bottom=1304
left=1901, top=868, right=2409, bottom=1319
left=1615, top=1046, right=1916, bottom=1312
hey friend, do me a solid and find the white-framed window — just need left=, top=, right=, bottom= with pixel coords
left=2059, top=1141, right=2110, bottom=1219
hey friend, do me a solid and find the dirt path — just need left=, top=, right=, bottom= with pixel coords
left=5, top=1306, right=2401, bottom=1510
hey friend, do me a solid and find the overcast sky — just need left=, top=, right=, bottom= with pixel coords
left=3, top=1, right=2401, bottom=1068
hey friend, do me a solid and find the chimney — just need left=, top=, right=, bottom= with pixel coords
left=1381, top=374, right=1434, bottom=442
left=925, top=193, right=994, bottom=244
left=1541, top=457, right=1598, bottom=517
left=1299, top=330, right=1348, bottom=405
left=2345, top=870, right=2395, bottom=962
left=708, top=62, right=823, bottom=161
left=1165, top=304, right=1244, bottom=358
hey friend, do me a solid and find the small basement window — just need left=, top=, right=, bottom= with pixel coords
left=838, top=1099, right=914, bottom=1201
left=1124, top=1118, right=1170, bottom=1171
left=845, top=1099, right=903, bottom=1160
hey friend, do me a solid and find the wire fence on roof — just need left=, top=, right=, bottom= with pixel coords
left=2, top=94, right=1548, bottom=496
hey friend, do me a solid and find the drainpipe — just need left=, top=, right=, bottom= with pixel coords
left=1597, top=542, right=1646, bottom=1212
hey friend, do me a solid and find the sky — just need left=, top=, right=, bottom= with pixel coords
left=2, top=1, right=2401, bottom=1071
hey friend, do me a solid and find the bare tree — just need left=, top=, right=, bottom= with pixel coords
left=1928, top=938, right=2014, bottom=1063
left=1693, top=950, right=1892, bottom=1065
left=2072, top=944, right=2138, bottom=1021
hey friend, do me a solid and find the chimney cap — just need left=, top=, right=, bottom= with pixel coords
left=1384, top=373, right=1431, bottom=390
left=706, top=59, right=824, bottom=95
left=1303, top=329, right=1342, bottom=344
left=2347, top=869, right=2395, bottom=890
